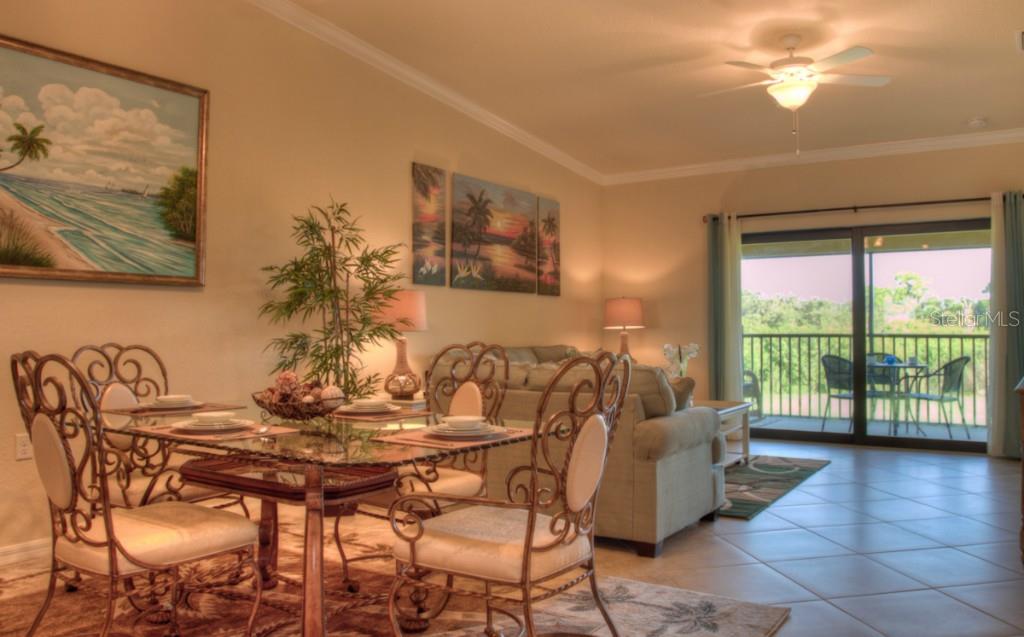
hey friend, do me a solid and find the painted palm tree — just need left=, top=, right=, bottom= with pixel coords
left=1, top=124, right=52, bottom=172
left=541, top=211, right=559, bottom=275
left=465, top=189, right=493, bottom=264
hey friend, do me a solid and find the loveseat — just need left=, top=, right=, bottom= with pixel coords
left=430, top=344, right=726, bottom=557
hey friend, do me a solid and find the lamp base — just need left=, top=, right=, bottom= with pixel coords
left=385, top=337, right=421, bottom=401
left=618, top=330, right=631, bottom=358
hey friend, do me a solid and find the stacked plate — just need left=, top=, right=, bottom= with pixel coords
left=336, top=398, right=401, bottom=415
left=148, top=394, right=203, bottom=409
left=173, top=411, right=252, bottom=434
left=427, top=416, right=505, bottom=439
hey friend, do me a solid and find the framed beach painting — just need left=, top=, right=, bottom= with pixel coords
left=0, top=35, right=206, bottom=286
left=537, top=197, right=560, bottom=296
left=411, top=162, right=446, bottom=286
left=451, top=174, right=537, bottom=293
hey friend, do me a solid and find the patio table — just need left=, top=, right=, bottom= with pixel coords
left=866, top=361, right=927, bottom=435
left=105, top=405, right=535, bottom=636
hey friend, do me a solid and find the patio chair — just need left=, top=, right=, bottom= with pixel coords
left=821, top=355, right=889, bottom=432
left=742, top=370, right=763, bottom=419
left=905, top=356, right=971, bottom=440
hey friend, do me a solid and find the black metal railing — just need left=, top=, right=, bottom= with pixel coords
left=743, top=333, right=989, bottom=427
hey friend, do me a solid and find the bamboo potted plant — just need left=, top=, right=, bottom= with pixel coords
left=256, top=200, right=405, bottom=419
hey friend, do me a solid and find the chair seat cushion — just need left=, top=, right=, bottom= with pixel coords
left=56, top=501, right=257, bottom=576
left=361, top=467, right=483, bottom=508
left=393, top=505, right=591, bottom=583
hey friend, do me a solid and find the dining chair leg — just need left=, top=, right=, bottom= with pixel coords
left=589, top=569, right=620, bottom=637
left=245, top=549, right=263, bottom=637
left=27, top=557, right=57, bottom=637
left=387, top=572, right=405, bottom=636
left=99, top=577, right=118, bottom=637
left=484, top=582, right=500, bottom=637
left=166, top=569, right=182, bottom=637
left=522, top=585, right=538, bottom=637
left=333, top=514, right=360, bottom=593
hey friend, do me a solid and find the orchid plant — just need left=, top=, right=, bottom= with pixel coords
left=663, top=342, right=700, bottom=379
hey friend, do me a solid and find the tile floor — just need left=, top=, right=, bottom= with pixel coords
left=595, top=439, right=1023, bottom=637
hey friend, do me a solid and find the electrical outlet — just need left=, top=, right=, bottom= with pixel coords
left=15, top=433, right=32, bottom=461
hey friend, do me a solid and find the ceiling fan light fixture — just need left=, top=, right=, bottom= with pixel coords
left=767, top=78, right=818, bottom=111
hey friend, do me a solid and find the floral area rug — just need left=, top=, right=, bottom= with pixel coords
left=721, top=455, right=831, bottom=519
left=0, top=510, right=789, bottom=636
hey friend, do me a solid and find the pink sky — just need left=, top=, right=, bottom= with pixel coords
left=742, top=248, right=991, bottom=303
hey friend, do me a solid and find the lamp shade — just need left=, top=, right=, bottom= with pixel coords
left=604, top=297, right=644, bottom=330
left=381, top=290, right=428, bottom=332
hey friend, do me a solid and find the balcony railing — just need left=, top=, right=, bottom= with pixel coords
left=743, top=332, right=989, bottom=427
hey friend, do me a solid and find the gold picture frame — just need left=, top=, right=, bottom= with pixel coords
left=0, top=34, right=207, bottom=286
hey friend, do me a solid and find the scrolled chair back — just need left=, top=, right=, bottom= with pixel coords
left=506, top=351, right=631, bottom=550
left=11, top=351, right=122, bottom=553
left=71, top=342, right=169, bottom=404
left=425, top=342, right=510, bottom=422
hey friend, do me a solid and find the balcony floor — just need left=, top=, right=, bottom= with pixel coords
left=752, top=415, right=983, bottom=442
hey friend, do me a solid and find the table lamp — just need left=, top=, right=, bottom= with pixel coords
left=381, top=290, right=428, bottom=400
left=604, top=297, right=645, bottom=358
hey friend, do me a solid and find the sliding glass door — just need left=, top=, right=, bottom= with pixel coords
left=742, top=219, right=989, bottom=451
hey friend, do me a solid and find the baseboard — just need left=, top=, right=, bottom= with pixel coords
left=0, top=537, right=49, bottom=567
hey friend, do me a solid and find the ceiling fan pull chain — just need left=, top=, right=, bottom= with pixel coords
left=792, top=110, right=801, bottom=156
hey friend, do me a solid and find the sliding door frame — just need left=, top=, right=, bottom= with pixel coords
left=744, top=217, right=989, bottom=452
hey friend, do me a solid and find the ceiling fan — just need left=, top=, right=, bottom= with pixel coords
left=702, top=34, right=891, bottom=153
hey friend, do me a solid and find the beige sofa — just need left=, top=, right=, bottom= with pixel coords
left=432, top=344, right=726, bottom=557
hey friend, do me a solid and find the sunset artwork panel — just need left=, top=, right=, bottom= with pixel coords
left=411, top=162, right=446, bottom=286
left=450, top=173, right=537, bottom=293
left=538, top=197, right=560, bottom=296
left=0, top=36, right=206, bottom=285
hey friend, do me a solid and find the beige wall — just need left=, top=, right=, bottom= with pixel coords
left=0, top=0, right=605, bottom=549
left=602, top=143, right=1024, bottom=393
left=1, top=0, right=1021, bottom=552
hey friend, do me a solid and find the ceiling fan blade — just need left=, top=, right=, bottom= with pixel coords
left=818, top=73, right=891, bottom=87
left=726, top=60, right=771, bottom=73
left=698, top=79, right=776, bottom=98
left=810, top=46, right=873, bottom=72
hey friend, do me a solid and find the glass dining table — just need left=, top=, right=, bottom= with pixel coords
left=103, top=403, right=535, bottom=636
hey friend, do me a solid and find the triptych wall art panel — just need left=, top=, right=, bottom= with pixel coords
left=409, top=163, right=560, bottom=296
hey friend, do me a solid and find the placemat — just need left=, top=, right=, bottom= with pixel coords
left=104, top=402, right=247, bottom=417
left=378, top=427, right=533, bottom=450
left=131, top=423, right=297, bottom=443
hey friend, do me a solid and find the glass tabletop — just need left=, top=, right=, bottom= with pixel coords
left=105, top=405, right=534, bottom=468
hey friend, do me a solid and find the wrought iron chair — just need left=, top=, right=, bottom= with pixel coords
left=11, top=351, right=262, bottom=637
left=742, top=370, right=763, bottom=419
left=906, top=356, right=972, bottom=439
left=387, top=352, right=631, bottom=636
left=821, top=355, right=856, bottom=432
left=72, top=343, right=247, bottom=514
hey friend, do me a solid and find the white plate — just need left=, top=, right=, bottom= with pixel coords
left=137, top=400, right=205, bottom=410
left=172, top=418, right=254, bottom=434
left=335, top=404, right=402, bottom=414
left=426, top=424, right=506, bottom=439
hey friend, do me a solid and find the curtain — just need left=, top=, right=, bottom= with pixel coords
left=988, top=191, right=1024, bottom=458
left=708, top=214, right=744, bottom=401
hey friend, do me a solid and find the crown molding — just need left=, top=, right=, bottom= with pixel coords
left=247, top=0, right=605, bottom=184
left=251, top=0, right=1024, bottom=188
left=602, top=127, right=1024, bottom=185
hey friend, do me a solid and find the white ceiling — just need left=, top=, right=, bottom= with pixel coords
left=259, top=0, right=1024, bottom=183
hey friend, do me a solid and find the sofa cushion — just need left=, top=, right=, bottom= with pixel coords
left=504, top=347, right=540, bottom=365
left=669, top=376, right=696, bottom=409
left=532, top=345, right=577, bottom=363
left=526, top=362, right=675, bottom=418
left=634, top=407, right=720, bottom=461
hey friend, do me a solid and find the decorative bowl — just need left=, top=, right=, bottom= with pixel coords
left=251, top=392, right=337, bottom=420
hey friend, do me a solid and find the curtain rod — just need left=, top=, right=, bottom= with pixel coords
left=702, top=196, right=990, bottom=223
